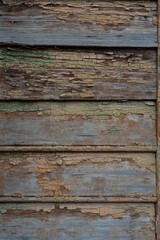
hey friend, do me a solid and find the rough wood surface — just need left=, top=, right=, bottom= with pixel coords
left=0, top=0, right=157, bottom=47
left=0, top=152, right=156, bottom=202
left=0, top=101, right=156, bottom=147
left=0, top=145, right=157, bottom=152
left=157, top=0, right=160, bottom=238
left=0, top=203, right=156, bottom=240
left=157, top=104, right=160, bottom=238
left=0, top=48, right=157, bottom=100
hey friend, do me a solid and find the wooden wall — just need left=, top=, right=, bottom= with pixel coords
left=0, top=0, right=159, bottom=239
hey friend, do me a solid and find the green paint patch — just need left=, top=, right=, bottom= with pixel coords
left=0, top=101, right=156, bottom=120
left=109, top=127, right=122, bottom=132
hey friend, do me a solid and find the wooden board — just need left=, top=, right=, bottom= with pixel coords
left=0, top=48, right=157, bottom=100
left=0, top=0, right=158, bottom=238
left=157, top=103, right=160, bottom=239
left=0, top=203, right=156, bottom=240
left=0, top=0, right=157, bottom=47
left=156, top=0, right=160, bottom=238
left=0, top=152, right=156, bottom=202
left=0, top=145, right=157, bottom=152
left=0, top=101, right=156, bottom=148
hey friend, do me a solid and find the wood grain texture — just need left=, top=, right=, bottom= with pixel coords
left=0, top=203, right=156, bottom=240
left=157, top=104, right=160, bottom=239
left=0, top=0, right=157, bottom=47
left=0, top=152, right=156, bottom=202
left=0, top=145, right=157, bottom=152
left=0, top=101, right=156, bottom=148
left=0, top=48, right=157, bottom=100
left=157, top=0, right=160, bottom=238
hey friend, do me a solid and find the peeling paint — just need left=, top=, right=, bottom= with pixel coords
left=0, top=0, right=157, bottom=47
left=0, top=48, right=156, bottom=100
left=0, top=152, right=156, bottom=201
left=0, top=203, right=155, bottom=239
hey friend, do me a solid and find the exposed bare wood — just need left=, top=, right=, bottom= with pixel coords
left=0, top=152, right=156, bottom=202
left=0, top=101, right=156, bottom=147
left=0, top=203, right=156, bottom=240
left=0, top=48, right=157, bottom=100
left=0, top=0, right=157, bottom=47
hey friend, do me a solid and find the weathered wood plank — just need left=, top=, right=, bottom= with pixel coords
left=0, top=203, right=156, bottom=240
left=157, top=107, right=160, bottom=238
left=0, top=152, right=156, bottom=202
left=0, top=145, right=157, bottom=152
left=0, top=101, right=156, bottom=148
left=0, top=0, right=157, bottom=47
left=0, top=48, right=157, bottom=100
left=157, top=0, right=160, bottom=238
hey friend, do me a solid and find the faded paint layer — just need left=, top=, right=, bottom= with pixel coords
left=0, top=152, right=156, bottom=202
left=0, top=101, right=156, bottom=147
left=0, top=0, right=157, bottom=47
left=0, top=48, right=156, bottom=100
left=0, top=203, right=156, bottom=240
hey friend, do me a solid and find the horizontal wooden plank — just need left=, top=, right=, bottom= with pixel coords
left=0, top=203, right=155, bottom=240
left=0, top=152, right=156, bottom=202
left=0, top=0, right=157, bottom=47
left=0, top=101, right=156, bottom=148
left=0, top=196, right=157, bottom=203
left=0, top=48, right=157, bottom=100
left=0, top=145, right=157, bottom=152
